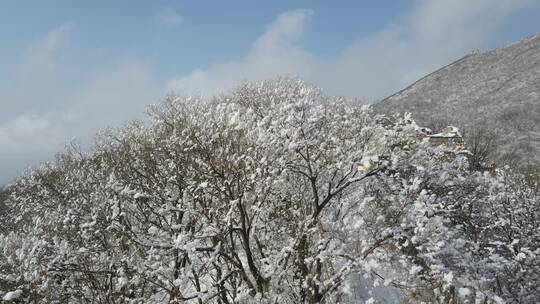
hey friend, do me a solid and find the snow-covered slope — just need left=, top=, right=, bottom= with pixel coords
left=374, top=33, right=540, bottom=169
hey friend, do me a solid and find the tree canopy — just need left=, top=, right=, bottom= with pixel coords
left=1, top=79, right=538, bottom=303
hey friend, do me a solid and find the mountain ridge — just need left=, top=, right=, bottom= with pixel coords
left=375, top=32, right=540, bottom=169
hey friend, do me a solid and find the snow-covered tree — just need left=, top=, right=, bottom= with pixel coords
left=1, top=78, right=538, bottom=303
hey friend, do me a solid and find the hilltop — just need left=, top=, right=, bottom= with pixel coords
left=375, top=33, right=540, bottom=170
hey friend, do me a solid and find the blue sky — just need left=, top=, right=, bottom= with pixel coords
left=1, top=0, right=540, bottom=183
left=0, top=2, right=409, bottom=79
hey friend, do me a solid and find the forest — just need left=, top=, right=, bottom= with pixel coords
left=1, top=79, right=539, bottom=303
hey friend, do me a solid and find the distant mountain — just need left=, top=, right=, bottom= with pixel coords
left=374, top=33, right=540, bottom=170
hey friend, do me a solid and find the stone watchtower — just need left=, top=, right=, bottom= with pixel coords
left=427, top=126, right=464, bottom=148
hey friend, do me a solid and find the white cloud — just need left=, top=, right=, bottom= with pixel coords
left=156, top=8, right=183, bottom=26
left=0, top=112, right=70, bottom=182
left=65, top=59, right=160, bottom=129
left=16, top=59, right=159, bottom=145
left=0, top=28, right=160, bottom=183
left=253, top=9, right=312, bottom=54
left=0, top=114, right=54, bottom=153
left=411, top=0, right=535, bottom=44
left=16, top=25, right=70, bottom=80
left=166, top=0, right=539, bottom=100
left=166, top=9, right=316, bottom=96
left=1, top=0, right=538, bottom=183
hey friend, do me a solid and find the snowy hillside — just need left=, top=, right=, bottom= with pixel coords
left=375, top=33, right=540, bottom=169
